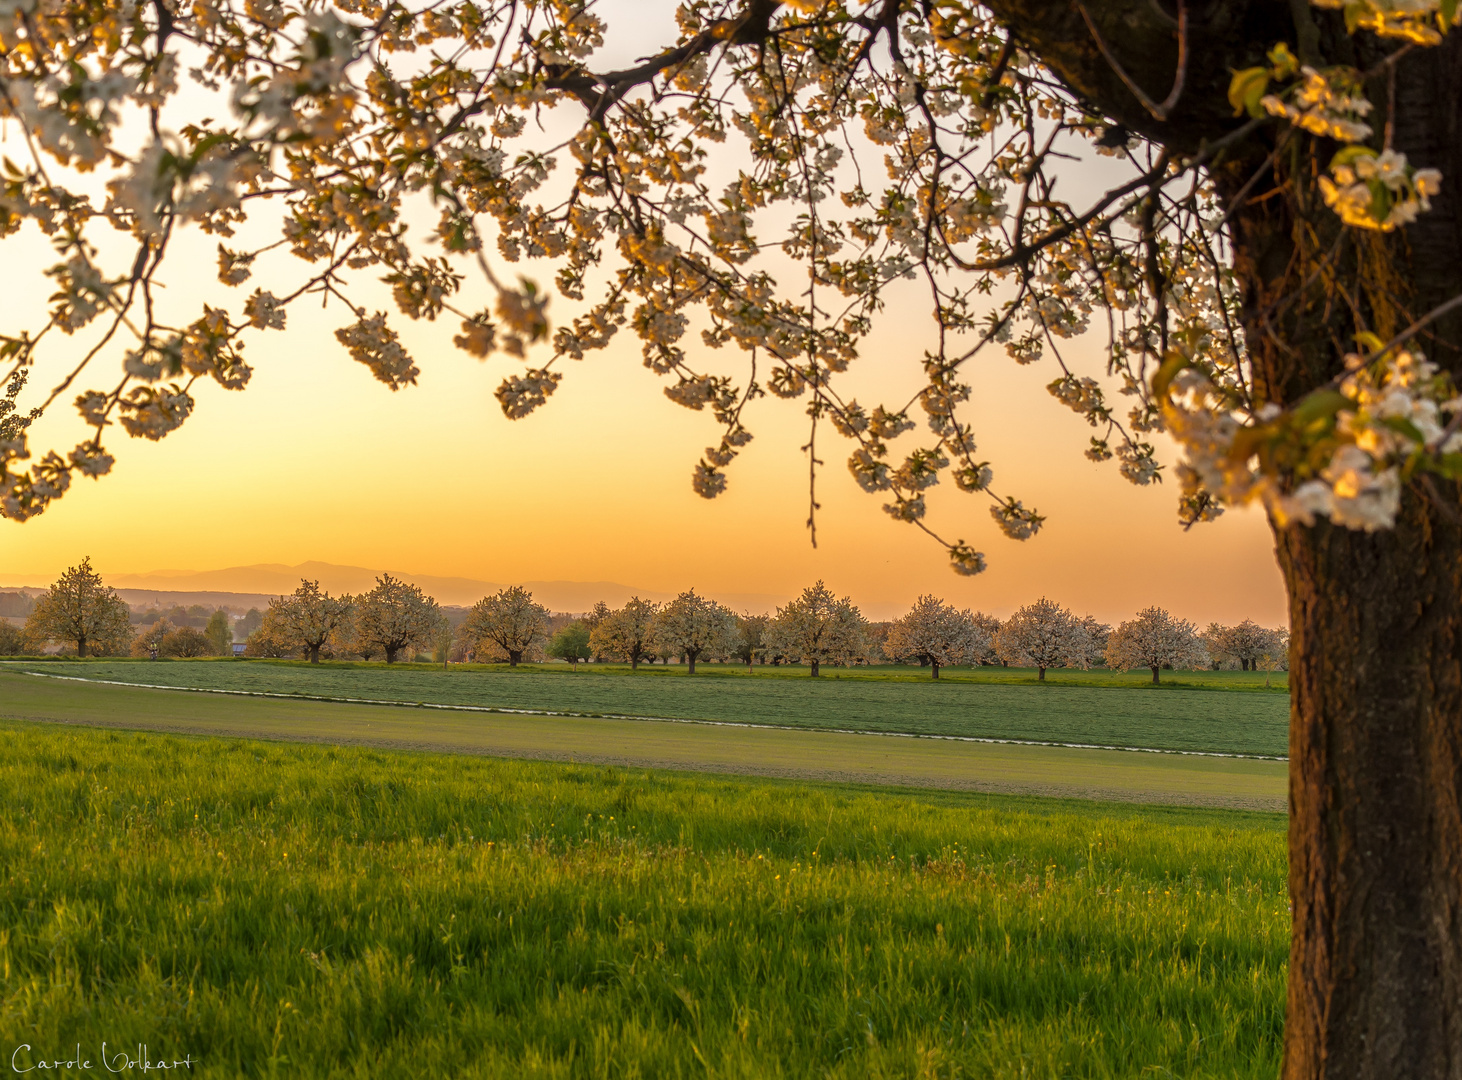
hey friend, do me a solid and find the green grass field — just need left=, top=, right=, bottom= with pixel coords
left=0, top=720, right=1288, bottom=1078
left=10, top=660, right=1292, bottom=758
left=0, top=673, right=1288, bottom=809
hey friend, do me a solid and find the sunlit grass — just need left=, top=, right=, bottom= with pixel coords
left=0, top=720, right=1287, bottom=1077
left=8, top=654, right=1290, bottom=691
left=12, top=660, right=1291, bottom=756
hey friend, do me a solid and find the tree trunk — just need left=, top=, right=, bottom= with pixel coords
left=810, top=659, right=820, bottom=677
left=508, top=649, right=521, bottom=667
left=385, top=646, right=397, bottom=664
left=951, top=7, right=1462, bottom=1067
left=309, top=644, right=320, bottom=664
left=687, top=651, right=697, bottom=675
left=1037, top=665, right=1045, bottom=681
left=931, top=660, right=940, bottom=680
left=76, top=635, right=86, bottom=659
left=1276, top=498, right=1462, bottom=1079
left=1151, top=665, right=1160, bottom=685
left=631, top=654, right=640, bottom=671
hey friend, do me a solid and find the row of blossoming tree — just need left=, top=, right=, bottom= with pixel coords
left=4, top=559, right=1287, bottom=682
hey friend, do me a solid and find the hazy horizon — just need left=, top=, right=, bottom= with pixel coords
left=0, top=552, right=1287, bottom=626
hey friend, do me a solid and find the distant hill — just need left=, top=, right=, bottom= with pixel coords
left=100, top=563, right=679, bottom=611
left=3, top=563, right=791, bottom=615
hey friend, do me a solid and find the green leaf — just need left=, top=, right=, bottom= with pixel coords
left=1380, top=416, right=1426, bottom=444
left=1291, top=390, right=1350, bottom=426
left=1227, top=67, right=1270, bottom=119
left=1150, top=352, right=1190, bottom=401
left=1443, top=0, right=1458, bottom=30
left=1367, top=180, right=1393, bottom=225
left=1266, top=43, right=1299, bottom=79
left=1331, top=145, right=1377, bottom=170
left=1432, top=452, right=1462, bottom=479
left=1353, top=331, right=1386, bottom=355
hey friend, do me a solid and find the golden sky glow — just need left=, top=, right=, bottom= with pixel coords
left=0, top=3, right=1286, bottom=626
left=0, top=257, right=1284, bottom=624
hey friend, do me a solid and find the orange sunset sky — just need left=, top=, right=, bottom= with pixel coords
left=0, top=4, right=1287, bottom=626
left=0, top=267, right=1286, bottom=624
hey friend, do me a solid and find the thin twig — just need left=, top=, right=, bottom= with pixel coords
left=1075, top=0, right=1188, bottom=121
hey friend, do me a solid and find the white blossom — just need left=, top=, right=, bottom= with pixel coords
left=1105, top=607, right=1209, bottom=682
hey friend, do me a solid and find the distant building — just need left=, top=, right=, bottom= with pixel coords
left=231, top=642, right=246, bottom=657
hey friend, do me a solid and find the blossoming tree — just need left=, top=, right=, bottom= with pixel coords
left=883, top=593, right=988, bottom=677
left=588, top=596, right=659, bottom=669
left=0, top=0, right=1459, bottom=1069
left=1105, top=605, right=1208, bottom=684
left=1203, top=618, right=1285, bottom=671
left=24, top=557, right=133, bottom=657
left=992, top=597, right=1094, bottom=679
left=764, top=580, right=868, bottom=675
left=651, top=589, right=737, bottom=673
left=462, top=585, right=550, bottom=666
left=260, top=578, right=354, bottom=663
left=352, top=573, right=443, bottom=663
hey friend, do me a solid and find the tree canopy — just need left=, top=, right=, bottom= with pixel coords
left=352, top=573, right=443, bottom=662
left=764, top=581, right=868, bottom=675
left=261, top=579, right=354, bottom=663
left=24, top=557, right=132, bottom=657
left=462, top=585, right=551, bottom=665
left=2, top=0, right=1453, bottom=573
left=652, top=589, right=736, bottom=674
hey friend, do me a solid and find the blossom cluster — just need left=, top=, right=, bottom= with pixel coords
left=1311, top=0, right=1459, bottom=45
left=1318, top=147, right=1442, bottom=231
left=1160, top=340, right=1461, bottom=533
left=1232, top=10, right=1451, bottom=233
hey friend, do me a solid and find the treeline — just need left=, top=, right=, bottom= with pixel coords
left=241, top=578, right=1285, bottom=682
left=2, top=560, right=1289, bottom=681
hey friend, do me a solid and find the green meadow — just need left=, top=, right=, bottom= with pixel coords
left=0, top=673, right=1289, bottom=809
left=0, top=720, right=1288, bottom=1078
left=11, top=660, right=1291, bottom=757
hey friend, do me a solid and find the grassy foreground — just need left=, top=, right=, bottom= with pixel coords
left=15, top=660, right=1292, bottom=757
left=0, top=721, right=1288, bottom=1077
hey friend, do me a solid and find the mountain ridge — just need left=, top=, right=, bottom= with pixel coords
left=2, top=561, right=792, bottom=615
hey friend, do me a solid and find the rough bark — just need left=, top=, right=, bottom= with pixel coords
left=1151, top=665, right=1160, bottom=685
left=1276, top=497, right=1462, bottom=1078
left=1233, top=33, right=1462, bottom=1075
left=978, top=3, right=1462, bottom=1075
